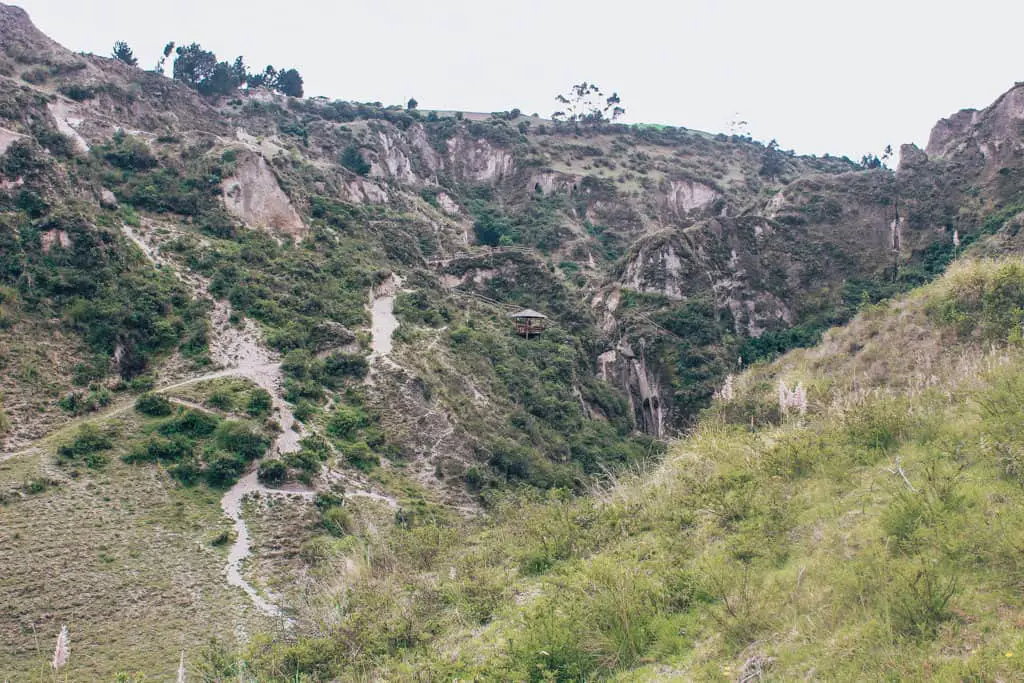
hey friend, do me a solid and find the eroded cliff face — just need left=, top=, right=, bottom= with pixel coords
left=3, top=0, right=1022, bottom=446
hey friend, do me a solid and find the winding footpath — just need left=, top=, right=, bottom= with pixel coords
left=206, top=301, right=311, bottom=618
left=8, top=223, right=407, bottom=619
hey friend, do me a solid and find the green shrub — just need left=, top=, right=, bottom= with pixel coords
left=214, top=421, right=270, bottom=461
left=135, top=392, right=174, bottom=416
left=158, top=409, right=219, bottom=437
left=124, top=435, right=193, bottom=463
left=97, top=132, right=158, bottom=171
left=246, top=388, right=273, bottom=417
left=890, top=563, right=959, bottom=638
left=284, top=448, right=321, bottom=474
left=58, top=388, right=112, bottom=415
left=21, top=67, right=48, bottom=84
left=204, top=450, right=245, bottom=487
left=340, top=146, right=370, bottom=176
left=321, top=506, right=353, bottom=536
left=323, top=353, right=369, bottom=380
left=57, top=424, right=114, bottom=467
left=208, top=389, right=234, bottom=410
left=327, top=406, right=369, bottom=440
left=344, top=441, right=379, bottom=471
left=257, top=459, right=287, bottom=485
left=928, top=259, right=1024, bottom=343
left=168, top=458, right=202, bottom=485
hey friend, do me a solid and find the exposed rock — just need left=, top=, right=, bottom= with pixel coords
left=926, top=108, right=978, bottom=159
left=763, top=190, right=787, bottom=217
left=372, top=130, right=419, bottom=185
left=436, top=191, right=461, bottom=215
left=40, top=229, right=71, bottom=253
left=897, top=143, right=928, bottom=172
left=529, top=171, right=581, bottom=196
left=660, top=179, right=720, bottom=216
left=222, top=151, right=307, bottom=237
left=622, top=240, right=688, bottom=300
left=0, top=127, right=23, bottom=156
left=445, top=136, right=514, bottom=183
left=0, top=3, right=83, bottom=66
left=47, top=101, right=90, bottom=153
left=926, top=83, right=1024, bottom=161
left=341, top=178, right=389, bottom=204
left=99, top=188, right=118, bottom=209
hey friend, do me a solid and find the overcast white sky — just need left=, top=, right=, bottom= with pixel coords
left=15, top=0, right=1024, bottom=159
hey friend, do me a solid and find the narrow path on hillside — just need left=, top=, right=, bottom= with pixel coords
left=120, top=221, right=310, bottom=618
left=369, top=274, right=403, bottom=360
left=207, top=301, right=310, bottom=620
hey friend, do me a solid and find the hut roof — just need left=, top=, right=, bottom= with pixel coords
left=509, top=309, right=548, bottom=319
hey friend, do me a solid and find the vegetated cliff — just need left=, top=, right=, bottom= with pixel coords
left=7, top=2, right=1024, bottom=678
left=2, top=0, right=1023, bottom=479
left=234, top=254, right=1024, bottom=681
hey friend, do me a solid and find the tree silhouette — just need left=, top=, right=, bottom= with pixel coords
left=552, top=82, right=625, bottom=128
left=112, top=41, right=138, bottom=67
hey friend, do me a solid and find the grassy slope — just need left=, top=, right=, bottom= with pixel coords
left=237, top=257, right=1024, bottom=681
left=0, top=389, right=278, bottom=681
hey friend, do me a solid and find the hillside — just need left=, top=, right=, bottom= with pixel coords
left=219, top=255, right=1024, bottom=681
left=3, top=2, right=1024, bottom=679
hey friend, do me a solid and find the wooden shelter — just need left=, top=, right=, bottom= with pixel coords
left=509, top=309, right=548, bottom=338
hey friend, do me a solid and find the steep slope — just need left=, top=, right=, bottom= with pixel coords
left=3, top=2, right=1024, bottom=677
left=234, top=255, right=1024, bottom=680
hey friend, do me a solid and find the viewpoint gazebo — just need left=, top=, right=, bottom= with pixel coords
left=509, top=309, right=548, bottom=338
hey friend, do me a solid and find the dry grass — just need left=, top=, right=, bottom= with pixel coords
left=0, top=317, right=92, bottom=452
left=0, top=410, right=270, bottom=680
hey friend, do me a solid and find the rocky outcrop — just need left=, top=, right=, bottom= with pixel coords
left=529, top=171, right=581, bottom=196
left=659, top=179, right=720, bottom=218
left=897, top=143, right=928, bottom=172
left=222, top=151, right=307, bottom=237
left=0, top=127, right=23, bottom=156
left=596, top=341, right=667, bottom=438
left=40, top=229, right=71, bottom=253
left=927, top=84, right=1024, bottom=161
left=0, top=3, right=84, bottom=67
left=621, top=239, right=689, bottom=300
left=46, top=101, right=89, bottom=153
left=445, top=136, right=515, bottom=183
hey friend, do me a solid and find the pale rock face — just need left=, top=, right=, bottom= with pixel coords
left=341, top=178, right=389, bottom=204
left=764, top=190, right=787, bottom=218
left=605, top=289, right=621, bottom=313
left=0, top=127, right=23, bottom=155
left=222, top=152, right=307, bottom=238
left=409, top=124, right=442, bottom=174
left=47, top=101, right=89, bottom=153
left=753, top=221, right=771, bottom=238
left=436, top=192, right=461, bottom=216
left=622, top=244, right=685, bottom=299
left=99, top=189, right=118, bottom=209
left=40, top=229, right=71, bottom=253
left=927, top=84, right=1024, bottom=159
left=234, top=127, right=285, bottom=159
left=373, top=130, right=418, bottom=185
left=446, top=136, right=514, bottom=183
left=529, top=171, right=580, bottom=196
left=597, top=350, right=617, bottom=382
left=725, top=292, right=793, bottom=338
left=897, top=143, right=928, bottom=172
left=662, top=179, right=719, bottom=215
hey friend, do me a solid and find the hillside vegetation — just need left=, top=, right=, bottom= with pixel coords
left=5, top=2, right=1024, bottom=678
left=222, top=256, right=1024, bottom=680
